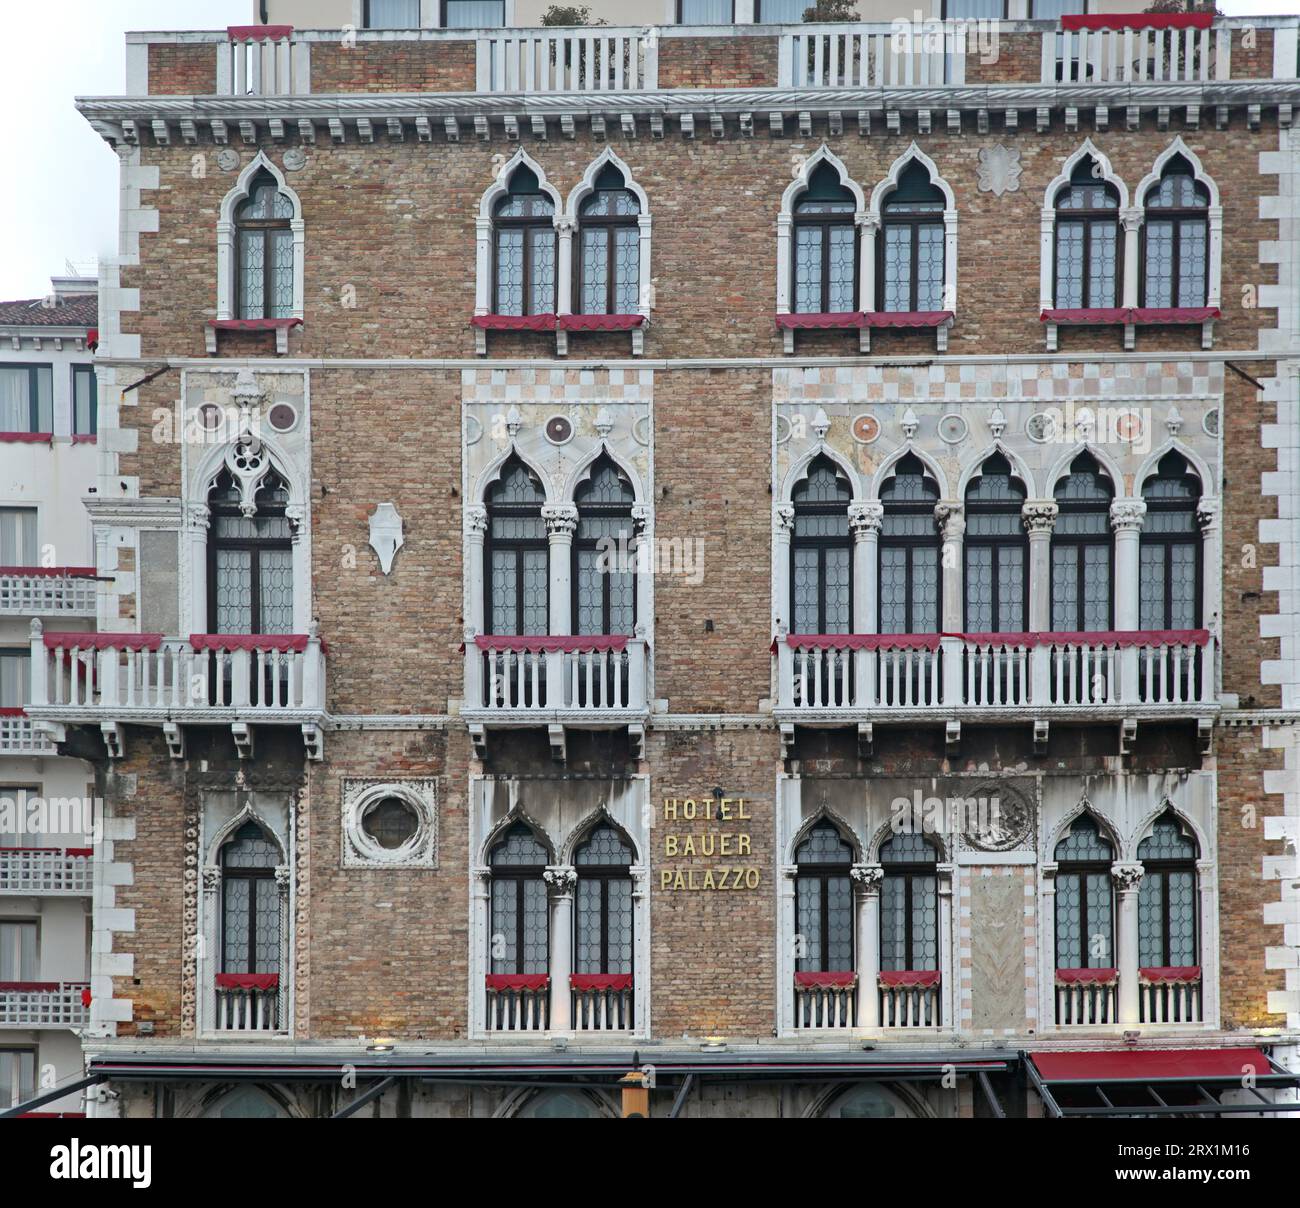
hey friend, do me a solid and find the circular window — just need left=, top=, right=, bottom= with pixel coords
left=545, top=415, right=574, bottom=445
left=343, top=781, right=437, bottom=867
left=362, top=797, right=418, bottom=850
left=268, top=402, right=298, bottom=433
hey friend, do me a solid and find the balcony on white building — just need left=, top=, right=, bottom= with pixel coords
left=0, top=569, right=97, bottom=618
left=0, top=710, right=54, bottom=755
left=0, top=982, right=89, bottom=1029
left=0, top=847, right=92, bottom=896
left=1054, top=967, right=1204, bottom=1030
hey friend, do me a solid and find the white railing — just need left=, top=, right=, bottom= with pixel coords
left=468, top=638, right=648, bottom=716
left=214, top=979, right=281, bottom=1031
left=485, top=978, right=550, bottom=1032
left=477, top=29, right=656, bottom=92
left=0, top=571, right=96, bottom=617
left=1139, top=970, right=1203, bottom=1025
left=1045, top=24, right=1230, bottom=85
left=779, top=23, right=966, bottom=88
left=0, top=982, right=88, bottom=1028
left=0, top=848, right=92, bottom=896
left=0, top=711, right=54, bottom=754
left=964, top=638, right=1033, bottom=708
left=879, top=976, right=941, bottom=1028
left=218, top=30, right=310, bottom=96
left=1055, top=972, right=1118, bottom=1026
left=571, top=978, right=634, bottom=1031
left=793, top=976, right=856, bottom=1030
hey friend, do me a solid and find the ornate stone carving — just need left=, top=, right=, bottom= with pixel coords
left=341, top=778, right=439, bottom=868
left=1196, top=497, right=1219, bottom=533
left=811, top=407, right=831, bottom=440
left=1110, top=499, right=1147, bottom=532
left=934, top=500, right=965, bottom=541
left=850, top=862, right=884, bottom=891
left=282, top=147, right=307, bottom=172
left=775, top=504, right=795, bottom=532
left=185, top=501, right=211, bottom=531
left=848, top=501, right=884, bottom=538
left=367, top=502, right=404, bottom=574
left=544, top=864, right=578, bottom=894
left=1022, top=500, right=1059, bottom=534
left=201, top=864, right=221, bottom=890
left=976, top=144, right=1022, bottom=196
left=216, top=148, right=241, bottom=173
left=961, top=780, right=1036, bottom=853
left=464, top=504, right=487, bottom=536
left=901, top=406, right=919, bottom=439
left=543, top=504, right=578, bottom=536
left=1111, top=861, right=1146, bottom=891
left=594, top=406, right=614, bottom=437
left=987, top=406, right=1007, bottom=439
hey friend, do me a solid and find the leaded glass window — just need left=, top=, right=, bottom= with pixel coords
left=879, top=831, right=938, bottom=971
left=574, top=456, right=636, bottom=636
left=485, top=457, right=548, bottom=636
left=791, top=456, right=852, bottom=634
left=1140, top=452, right=1201, bottom=630
left=1138, top=814, right=1198, bottom=968
left=489, top=823, right=549, bottom=976
left=220, top=821, right=281, bottom=975
left=1052, top=452, right=1114, bottom=631
left=879, top=453, right=940, bottom=633
left=235, top=171, right=295, bottom=320
left=964, top=454, right=1027, bottom=632
left=577, top=164, right=640, bottom=316
left=208, top=468, right=293, bottom=635
left=795, top=822, right=854, bottom=973
left=493, top=167, right=556, bottom=316
left=793, top=162, right=857, bottom=314
left=574, top=822, right=634, bottom=976
left=1142, top=158, right=1209, bottom=309
left=1054, top=815, right=1114, bottom=969
left=879, top=161, right=946, bottom=313
left=1053, top=159, right=1120, bottom=309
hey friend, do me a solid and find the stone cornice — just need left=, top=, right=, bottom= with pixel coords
left=84, top=496, right=184, bottom=529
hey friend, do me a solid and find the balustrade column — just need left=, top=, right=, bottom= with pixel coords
left=543, top=505, right=577, bottom=637
left=545, top=865, right=577, bottom=1031
left=1110, top=500, right=1146, bottom=705
left=851, top=863, right=883, bottom=1029
left=1113, top=861, right=1145, bottom=1025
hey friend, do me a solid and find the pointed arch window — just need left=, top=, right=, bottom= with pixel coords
left=1137, top=814, right=1198, bottom=968
left=1142, top=158, right=1209, bottom=309
left=488, top=824, right=550, bottom=976
left=1054, top=815, right=1114, bottom=969
left=1053, top=158, right=1120, bottom=310
left=220, top=821, right=282, bottom=976
left=494, top=166, right=557, bottom=317
left=485, top=458, right=548, bottom=636
left=208, top=467, right=293, bottom=635
left=964, top=454, right=1028, bottom=632
left=795, top=822, right=855, bottom=974
left=574, top=823, right=634, bottom=977
left=879, top=162, right=946, bottom=313
left=1140, top=452, right=1201, bottom=630
left=791, top=456, right=852, bottom=634
left=1052, top=452, right=1114, bottom=631
left=880, top=832, right=938, bottom=971
left=574, top=457, right=636, bottom=636
left=879, top=453, right=940, bottom=633
left=577, top=164, right=640, bottom=316
left=793, top=163, right=857, bottom=314
left=235, top=170, right=295, bottom=320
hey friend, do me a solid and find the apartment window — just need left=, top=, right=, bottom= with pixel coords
left=494, top=166, right=557, bottom=317
left=220, top=822, right=281, bottom=976
left=0, top=365, right=53, bottom=434
left=1054, top=815, right=1114, bottom=969
left=1033, top=0, right=1085, bottom=15
left=879, top=454, right=940, bottom=634
left=0, top=651, right=30, bottom=709
left=208, top=468, right=294, bottom=635
left=791, top=456, right=852, bottom=634
left=72, top=365, right=97, bottom=436
left=235, top=170, right=295, bottom=320
left=759, top=0, right=812, bottom=20
left=574, top=456, right=636, bottom=636
left=1141, top=157, right=1210, bottom=309
left=0, top=1049, right=35, bottom=1109
left=1053, top=158, right=1121, bottom=310
left=943, top=0, right=1004, bottom=16
left=1051, top=452, right=1113, bottom=631
left=485, top=457, right=548, bottom=636
left=879, top=832, right=938, bottom=971
left=1137, top=814, right=1198, bottom=968
left=443, top=1, right=505, bottom=29
left=964, top=453, right=1028, bottom=633
left=879, top=162, right=946, bottom=313
left=794, top=822, right=855, bottom=974
left=577, top=164, right=641, bottom=316
left=0, top=508, right=37, bottom=565
left=793, top=162, right=857, bottom=315
left=488, top=824, right=550, bottom=976
left=1139, top=452, right=1201, bottom=630
left=679, top=0, right=735, bottom=20
left=0, top=920, right=37, bottom=981
left=0, top=787, right=34, bottom=847
left=365, top=0, right=420, bottom=27
left=574, top=824, right=634, bottom=977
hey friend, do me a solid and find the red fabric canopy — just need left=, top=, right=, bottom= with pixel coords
left=208, top=318, right=302, bottom=332
left=87, top=329, right=99, bottom=349
left=1130, top=306, right=1220, bottom=325
left=43, top=632, right=162, bottom=652
left=1033, top=1048, right=1272, bottom=1083
left=485, top=974, right=549, bottom=992
left=0, top=566, right=96, bottom=578
left=1040, top=307, right=1128, bottom=325
left=1055, top=967, right=1118, bottom=985
left=775, top=311, right=866, bottom=330
left=0, top=708, right=24, bottom=717
left=228, top=24, right=294, bottom=40
left=1062, top=13, right=1214, bottom=31
left=794, top=971, right=856, bottom=989
left=862, top=310, right=953, bottom=329
left=1140, top=965, right=1202, bottom=984
left=783, top=630, right=1207, bottom=651
left=570, top=974, right=633, bottom=992
left=558, top=314, right=645, bottom=331
left=786, top=633, right=941, bottom=651
left=878, top=970, right=940, bottom=989
left=471, top=313, right=556, bottom=331
left=189, top=633, right=311, bottom=653
left=475, top=634, right=628, bottom=653
left=214, top=973, right=279, bottom=991
left=0, top=433, right=53, bottom=444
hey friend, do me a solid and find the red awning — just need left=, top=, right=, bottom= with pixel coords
left=1062, top=13, right=1214, bottom=32
left=1032, top=1048, right=1273, bottom=1083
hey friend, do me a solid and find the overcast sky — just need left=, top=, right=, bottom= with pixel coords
left=0, top=0, right=1295, bottom=301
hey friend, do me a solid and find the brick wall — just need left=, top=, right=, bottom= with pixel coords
left=148, top=44, right=217, bottom=95
left=310, top=41, right=476, bottom=93
left=657, top=35, right=778, bottom=90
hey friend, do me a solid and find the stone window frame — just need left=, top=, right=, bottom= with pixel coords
left=474, top=149, right=564, bottom=319
left=341, top=778, right=439, bottom=869
left=216, top=152, right=305, bottom=323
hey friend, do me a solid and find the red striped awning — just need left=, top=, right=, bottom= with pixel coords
left=1032, top=1048, right=1273, bottom=1083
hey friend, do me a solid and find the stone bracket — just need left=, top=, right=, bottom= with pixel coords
left=302, top=723, right=324, bottom=761
left=231, top=721, right=254, bottom=759
left=163, top=721, right=185, bottom=760
left=945, top=719, right=961, bottom=751
left=1120, top=717, right=1137, bottom=755
left=100, top=722, right=125, bottom=760
left=548, top=723, right=567, bottom=763
left=1033, top=718, right=1049, bottom=754
left=857, top=721, right=873, bottom=757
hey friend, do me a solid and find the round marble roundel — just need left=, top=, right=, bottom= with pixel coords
left=851, top=413, right=880, bottom=444
left=545, top=415, right=573, bottom=445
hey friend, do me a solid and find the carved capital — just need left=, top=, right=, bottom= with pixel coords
left=544, top=864, right=578, bottom=895
left=934, top=500, right=965, bottom=541
left=1110, top=499, right=1147, bottom=533
left=848, top=501, right=884, bottom=539
left=1120, top=206, right=1144, bottom=233
left=850, top=862, right=884, bottom=893
left=186, top=501, right=211, bottom=531
left=1111, top=861, right=1145, bottom=891
left=201, top=864, right=221, bottom=891
left=274, top=864, right=292, bottom=888
left=631, top=503, right=651, bottom=534
left=1196, top=497, right=1219, bottom=533
left=1022, top=500, right=1059, bottom=534
left=542, top=504, right=578, bottom=537
left=464, top=504, right=488, bottom=536
left=774, top=504, right=795, bottom=533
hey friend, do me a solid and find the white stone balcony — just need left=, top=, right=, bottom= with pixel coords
left=0, top=568, right=97, bottom=618
left=0, top=710, right=55, bottom=755
left=26, top=624, right=327, bottom=760
left=462, top=635, right=648, bottom=760
left=791, top=971, right=942, bottom=1033
left=0, top=847, right=92, bottom=896
left=483, top=974, right=634, bottom=1035
left=0, top=982, right=89, bottom=1029
left=1054, top=967, right=1204, bottom=1029
left=213, top=974, right=282, bottom=1033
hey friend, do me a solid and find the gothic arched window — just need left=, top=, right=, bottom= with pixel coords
left=220, top=821, right=282, bottom=976
left=574, top=457, right=636, bottom=636
left=1053, top=815, right=1114, bottom=969
left=793, top=162, right=857, bottom=314
left=494, top=166, right=557, bottom=316
left=235, top=170, right=295, bottom=320
left=1052, top=452, right=1114, bottom=632
left=574, top=823, right=634, bottom=977
left=1137, top=814, right=1198, bottom=968
left=485, top=457, right=548, bottom=636
left=576, top=163, right=640, bottom=316
left=879, top=831, right=938, bottom=971
left=1140, top=452, right=1201, bottom=630
left=488, top=823, right=550, bottom=976
left=1141, top=158, right=1210, bottom=309
left=879, top=453, right=940, bottom=633
left=208, top=467, right=293, bottom=635
left=1053, top=158, right=1120, bottom=310
left=879, top=161, right=945, bottom=313
left=964, top=453, right=1028, bottom=633
left=791, top=456, right=852, bottom=634
left=794, top=821, right=855, bottom=973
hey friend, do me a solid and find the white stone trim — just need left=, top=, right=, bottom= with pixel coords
left=1040, top=139, right=1130, bottom=312
left=1134, top=137, right=1223, bottom=310
left=341, top=778, right=438, bottom=868
left=475, top=149, right=563, bottom=317
left=216, top=151, right=305, bottom=323
left=564, top=147, right=653, bottom=321
left=87, top=814, right=136, bottom=1038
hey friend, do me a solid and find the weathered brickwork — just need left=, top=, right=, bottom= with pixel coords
left=147, top=44, right=216, bottom=95
left=656, top=35, right=778, bottom=89
left=310, top=40, right=476, bottom=93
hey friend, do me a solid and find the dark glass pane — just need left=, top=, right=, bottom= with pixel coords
left=580, top=227, right=608, bottom=314
left=1055, top=221, right=1084, bottom=309
left=1087, top=220, right=1118, bottom=308
left=794, top=225, right=823, bottom=313
left=490, top=824, right=548, bottom=866
left=528, top=226, right=556, bottom=314
left=1138, top=871, right=1165, bottom=966
left=1056, top=871, right=1083, bottom=968
left=1178, top=221, right=1208, bottom=307
left=795, top=821, right=853, bottom=864
left=796, top=877, right=823, bottom=971
left=827, top=225, right=856, bottom=312
left=575, top=823, right=633, bottom=865
left=1054, top=815, right=1113, bottom=861
left=495, top=228, right=524, bottom=315
left=1144, top=219, right=1175, bottom=308
left=883, top=225, right=912, bottom=312
left=1139, top=544, right=1167, bottom=630
left=880, top=832, right=935, bottom=864
left=827, top=876, right=854, bottom=969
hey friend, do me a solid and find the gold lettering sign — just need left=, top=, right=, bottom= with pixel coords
left=659, top=797, right=761, bottom=891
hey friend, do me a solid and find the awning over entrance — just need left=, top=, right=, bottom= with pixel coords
left=1027, top=1048, right=1300, bottom=1118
